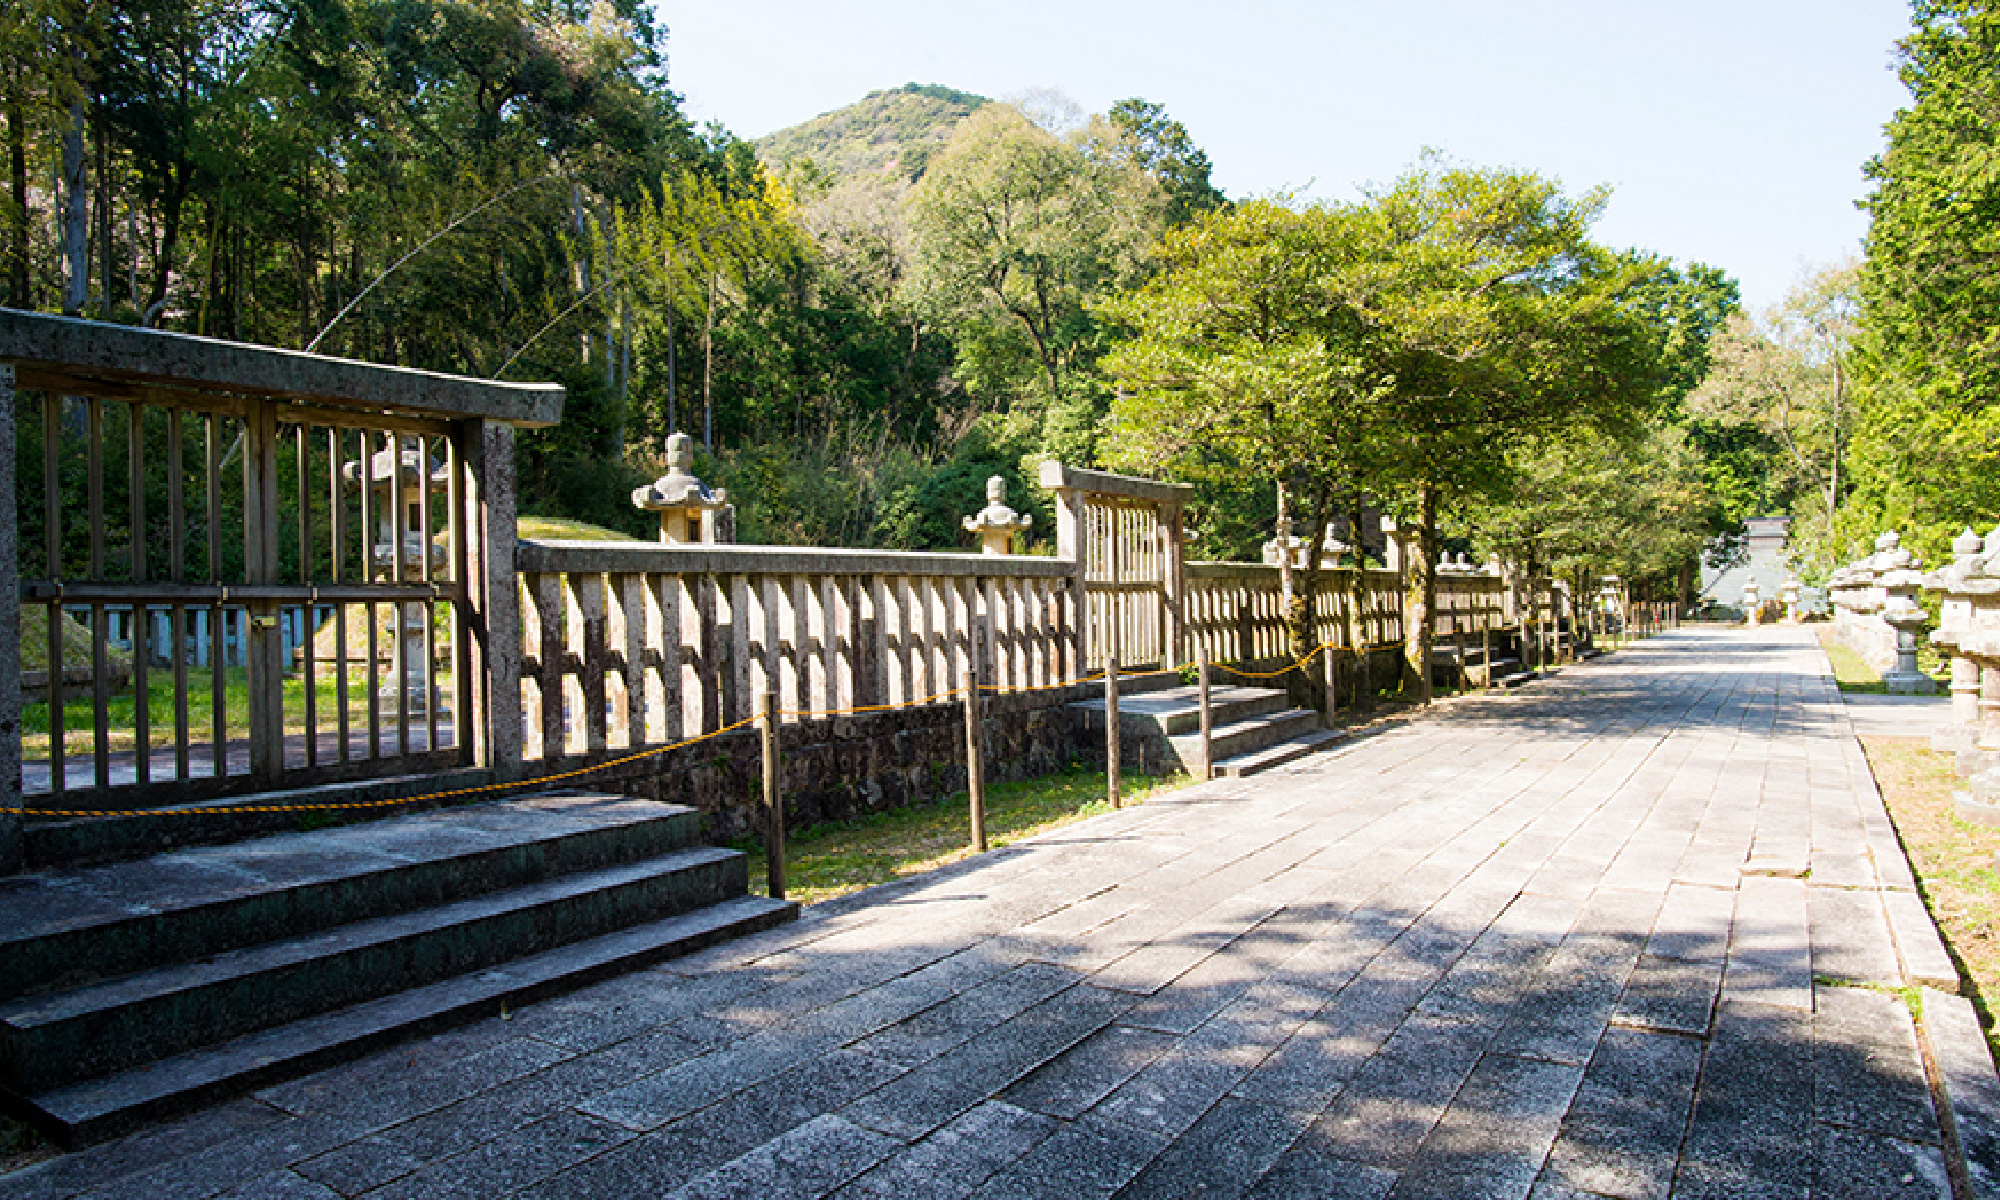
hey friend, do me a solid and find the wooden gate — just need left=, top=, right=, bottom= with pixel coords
left=1040, top=462, right=1191, bottom=670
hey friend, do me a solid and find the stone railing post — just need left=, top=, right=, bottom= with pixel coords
left=461, top=420, right=522, bottom=778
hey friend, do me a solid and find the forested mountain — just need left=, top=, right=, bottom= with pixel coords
left=755, top=84, right=986, bottom=188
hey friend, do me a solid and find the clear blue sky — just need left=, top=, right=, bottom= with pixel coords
left=656, top=0, right=1912, bottom=312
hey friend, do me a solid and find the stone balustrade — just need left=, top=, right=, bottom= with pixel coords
left=513, top=540, right=1076, bottom=763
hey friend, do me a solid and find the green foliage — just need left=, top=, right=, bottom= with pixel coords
left=907, top=104, right=1168, bottom=462
left=1853, top=0, right=2000, bottom=557
left=870, top=431, right=1052, bottom=552
left=1105, top=97, right=1226, bottom=226
left=1686, top=261, right=1857, bottom=576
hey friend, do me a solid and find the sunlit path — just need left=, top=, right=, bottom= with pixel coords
left=6, top=625, right=1986, bottom=1200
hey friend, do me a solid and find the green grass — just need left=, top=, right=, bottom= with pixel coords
left=1862, top=735, right=2000, bottom=1056
left=737, top=766, right=1189, bottom=908
left=1816, top=627, right=1949, bottom=694
left=517, top=515, right=644, bottom=542
left=21, top=664, right=441, bottom=758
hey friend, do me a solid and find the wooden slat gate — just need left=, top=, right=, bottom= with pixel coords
left=1039, top=462, right=1191, bottom=671
left=0, top=311, right=558, bottom=862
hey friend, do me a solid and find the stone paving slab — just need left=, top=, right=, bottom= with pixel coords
left=9, top=626, right=2000, bottom=1200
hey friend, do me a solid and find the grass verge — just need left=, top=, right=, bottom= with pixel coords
left=1862, top=734, right=2000, bottom=1056
left=738, top=766, right=1189, bottom=908
left=1817, top=627, right=1948, bottom=694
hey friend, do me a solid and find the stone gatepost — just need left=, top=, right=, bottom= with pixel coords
left=1927, top=528, right=1991, bottom=751
left=963, top=476, right=1032, bottom=555
left=343, top=440, right=449, bottom=715
left=632, top=432, right=731, bottom=544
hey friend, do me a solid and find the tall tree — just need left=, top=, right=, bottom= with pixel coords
left=1105, top=97, right=1225, bottom=225
left=1099, top=199, right=1378, bottom=700
left=1855, top=0, right=2000, bottom=554
left=1350, top=161, right=1669, bottom=700
left=1686, top=261, right=1857, bottom=574
left=906, top=103, right=1166, bottom=462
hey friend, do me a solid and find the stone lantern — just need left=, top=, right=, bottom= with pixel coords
left=963, top=475, right=1032, bottom=555
left=1742, top=578, right=1762, bottom=626
left=632, top=431, right=731, bottom=544
left=1928, top=528, right=1991, bottom=752
left=1878, top=533, right=1935, bottom=694
left=343, top=439, right=449, bottom=715
left=1782, top=578, right=1802, bottom=624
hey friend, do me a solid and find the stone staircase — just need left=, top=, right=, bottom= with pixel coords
left=0, top=792, right=795, bottom=1145
left=1071, top=676, right=1344, bottom=778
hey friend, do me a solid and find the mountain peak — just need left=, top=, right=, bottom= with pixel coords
left=756, top=83, right=990, bottom=186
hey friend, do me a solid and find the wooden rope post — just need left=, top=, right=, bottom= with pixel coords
left=1105, top=654, right=1121, bottom=808
left=1197, top=645, right=1214, bottom=782
left=965, top=622, right=988, bottom=852
left=1322, top=641, right=1338, bottom=728
left=760, top=688, right=785, bottom=900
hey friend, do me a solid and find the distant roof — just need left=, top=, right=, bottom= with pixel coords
left=0, top=309, right=562, bottom=428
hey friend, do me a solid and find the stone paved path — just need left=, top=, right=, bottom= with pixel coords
left=7, top=626, right=1997, bottom=1200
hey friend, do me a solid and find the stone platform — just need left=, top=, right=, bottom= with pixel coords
left=5, top=626, right=1995, bottom=1199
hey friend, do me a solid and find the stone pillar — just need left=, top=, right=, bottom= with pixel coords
left=459, top=419, right=522, bottom=777
left=0, top=363, right=20, bottom=872
left=1040, top=462, right=1089, bottom=671
left=1964, top=630, right=2000, bottom=811
left=962, top=475, right=1031, bottom=556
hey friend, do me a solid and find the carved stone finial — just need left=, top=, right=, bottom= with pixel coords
left=632, top=432, right=730, bottom=544
left=963, top=475, right=1032, bottom=555
left=1956, top=527, right=1984, bottom=558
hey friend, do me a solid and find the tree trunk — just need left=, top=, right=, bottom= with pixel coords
left=145, top=169, right=190, bottom=325
left=95, top=110, right=112, bottom=318
left=1345, top=494, right=1371, bottom=710
left=6, top=90, right=28, bottom=308
left=702, top=269, right=717, bottom=451
left=1288, top=480, right=1334, bottom=712
left=61, top=99, right=88, bottom=316
left=1401, top=483, right=1439, bottom=703
left=1274, top=478, right=1295, bottom=666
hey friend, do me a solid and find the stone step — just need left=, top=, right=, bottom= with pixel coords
left=1069, top=684, right=1294, bottom=736
left=20, top=895, right=796, bottom=1146
left=1169, top=706, right=1325, bottom=767
left=1, top=846, right=751, bottom=1094
left=1214, top=729, right=1348, bottom=777
left=0, top=793, right=701, bottom=1001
